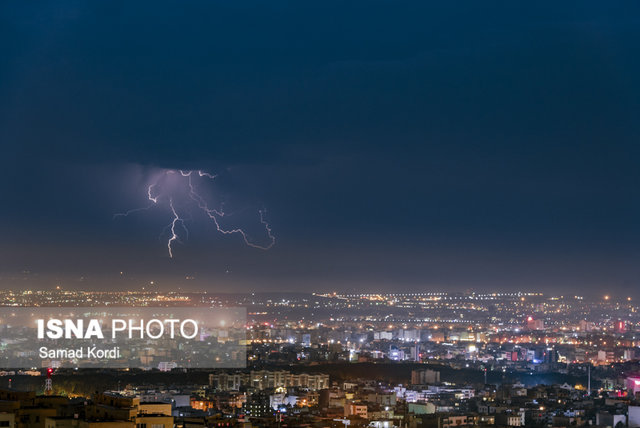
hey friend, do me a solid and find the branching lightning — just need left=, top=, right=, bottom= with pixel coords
left=115, top=169, right=275, bottom=257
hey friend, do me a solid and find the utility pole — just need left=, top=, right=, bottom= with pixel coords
left=44, top=368, right=53, bottom=395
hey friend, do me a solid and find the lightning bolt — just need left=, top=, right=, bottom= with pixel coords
left=115, top=168, right=275, bottom=257
left=148, top=182, right=159, bottom=203
left=167, top=198, right=185, bottom=258
left=181, top=170, right=275, bottom=250
left=112, top=205, right=154, bottom=219
left=113, top=174, right=163, bottom=219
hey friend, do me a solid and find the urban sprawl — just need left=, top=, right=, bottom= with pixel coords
left=1, top=290, right=640, bottom=427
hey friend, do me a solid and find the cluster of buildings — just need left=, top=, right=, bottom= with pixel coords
left=0, top=390, right=173, bottom=428
left=1, top=290, right=640, bottom=426
left=2, top=290, right=640, bottom=372
left=209, top=370, right=329, bottom=392
left=5, top=368, right=640, bottom=427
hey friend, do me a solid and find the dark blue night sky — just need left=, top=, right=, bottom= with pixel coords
left=1, top=1, right=639, bottom=293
